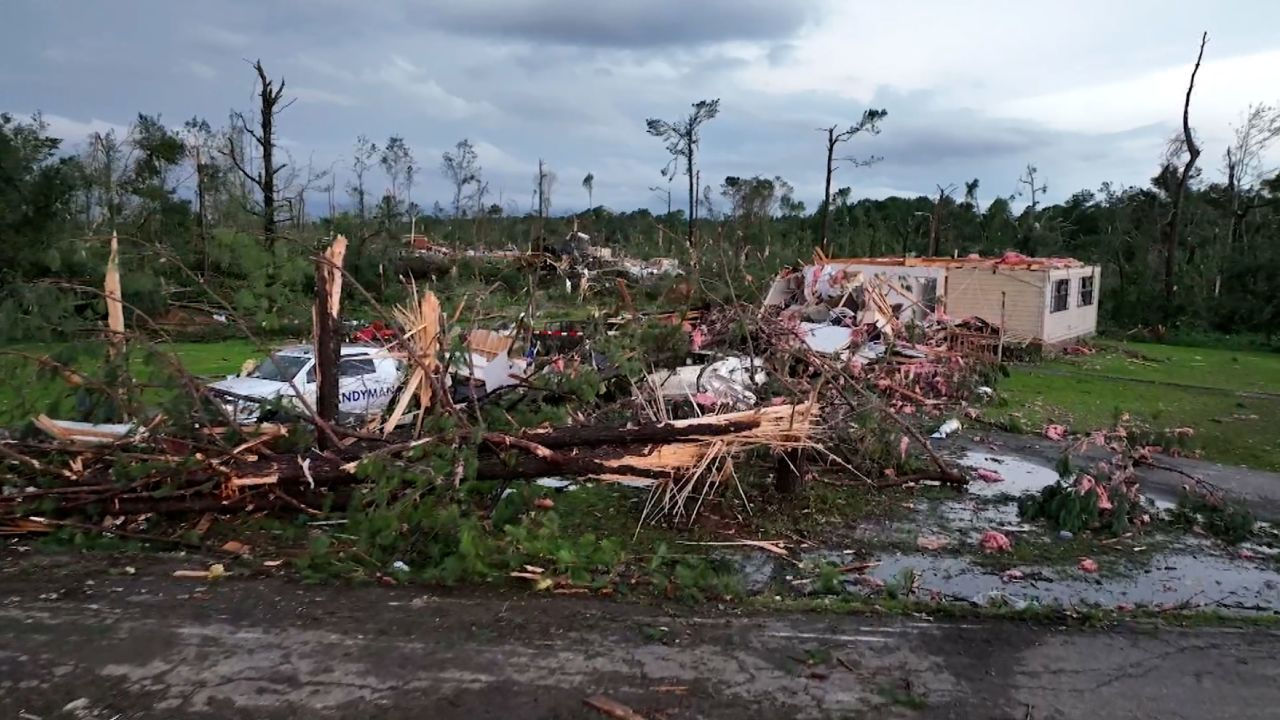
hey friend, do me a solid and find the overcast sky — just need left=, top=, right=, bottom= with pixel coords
left=5, top=0, right=1279, bottom=214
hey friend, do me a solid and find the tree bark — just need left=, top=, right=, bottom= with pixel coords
left=194, top=145, right=208, bottom=275
left=313, top=236, right=348, bottom=442
left=686, top=147, right=696, bottom=247
left=821, top=128, right=835, bottom=255
left=519, top=416, right=761, bottom=449
left=1161, top=32, right=1208, bottom=315
left=257, top=61, right=278, bottom=249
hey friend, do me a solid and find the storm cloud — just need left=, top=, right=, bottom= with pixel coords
left=420, top=0, right=820, bottom=48
left=3, top=0, right=1278, bottom=213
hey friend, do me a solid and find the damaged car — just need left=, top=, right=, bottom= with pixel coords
left=208, top=344, right=404, bottom=424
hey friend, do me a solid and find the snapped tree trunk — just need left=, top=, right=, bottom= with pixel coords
left=313, top=236, right=348, bottom=442
left=1161, top=32, right=1207, bottom=316
left=821, top=128, right=835, bottom=255
left=686, top=149, right=696, bottom=247
left=258, top=63, right=277, bottom=249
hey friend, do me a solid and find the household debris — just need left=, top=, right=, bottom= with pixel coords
left=0, top=236, right=1051, bottom=577
left=979, top=530, right=1012, bottom=553
left=645, top=355, right=768, bottom=410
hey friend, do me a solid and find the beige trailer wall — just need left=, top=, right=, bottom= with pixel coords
left=943, top=267, right=1046, bottom=342
left=1041, top=266, right=1101, bottom=344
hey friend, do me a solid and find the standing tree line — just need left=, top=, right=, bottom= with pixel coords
left=3, top=36, right=1280, bottom=343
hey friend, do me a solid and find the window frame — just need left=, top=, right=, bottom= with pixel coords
left=1050, top=278, right=1070, bottom=313
left=1078, top=274, right=1095, bottom=307
left=338, top=357, right=378, bottom=379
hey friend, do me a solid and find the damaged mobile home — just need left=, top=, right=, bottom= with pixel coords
left=763, top=251, right=1101, bottom=347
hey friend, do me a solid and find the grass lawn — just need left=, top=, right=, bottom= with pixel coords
left=989, top=341, right=1280, bottom=471
left=0, top=339, right=273, bottom=425
left=7, top=336, right=1279, bottom=471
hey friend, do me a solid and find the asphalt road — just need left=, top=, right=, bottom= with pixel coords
left=2, top=558, right=1278, bottom=719
left=946, top=428, right=1280, bottom=521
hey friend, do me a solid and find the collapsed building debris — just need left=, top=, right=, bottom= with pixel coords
left=1, top=237, right=1044, bottom=552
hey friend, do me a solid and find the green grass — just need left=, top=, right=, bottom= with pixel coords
left=989, top=340, right=1280, bottom=470
left=0, top=339, right=275, bottom=424
left=1056, top=341, right=1280, bottom=393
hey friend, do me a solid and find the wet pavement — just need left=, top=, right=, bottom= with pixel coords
left=4, top=573, right=1280, bottom=719
left=737, top=444, right=1280, bottom=615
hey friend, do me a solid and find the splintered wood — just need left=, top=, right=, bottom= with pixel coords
left=583, top=695, right=647, bottom=720
left=313, top=235, right=348, bottom=429
left=105, top=230, right=125, bottom=350
left=466, top=328, right=514, bottom=361
left=384, top=286, right=443, bottom=436
left=595, top=402, right=815, bottom=481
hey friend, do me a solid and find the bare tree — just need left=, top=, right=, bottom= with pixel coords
left=646, top=99, right=720, bottom=246
left=1017, top=164, right=1046, bottom=214
left=1016, top=163, right=1047, bottom=251
left=440, top=139, right=480, bottom=218
left=83, top=129, right=131, bottom=231
left=182, top=117, right=220, bottom=272
left=380, top=136, right=415, bottom=206
left=224, top=60, right=293, bottom=249
left=286, top=153, right=330, bottom=231
left=927, top=184, right=957, bottom=256
left=818, top=108, right=887, bottom=252
left=534, top=160, right=556, bottom=218
left=347, top=135, right=378, bottom=223
left=1224, top=103, right=1280, bottom=249
left=376, top=137, right=417, bottom=229
left=1158, top=31, right=1208, bottom=312
left=650, top=184, right=673, bottom=215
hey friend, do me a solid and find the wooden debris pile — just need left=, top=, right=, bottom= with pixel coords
left=0, top=400, right=818, bottom=532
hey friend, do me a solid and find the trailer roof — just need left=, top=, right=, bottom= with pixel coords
left=814, top=250, right=1086, bottom=270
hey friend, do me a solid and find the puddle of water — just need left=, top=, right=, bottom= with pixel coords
left=870, top=550, right=1280, bottom=612
left=956, top=451, right=1061, bottom=497
left=956, top=449, right=1179, bottom=509
left=768, top=545, right=1280, bottom=614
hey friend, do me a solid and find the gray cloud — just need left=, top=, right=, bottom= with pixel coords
left=418, top=0, right=821, bottom=48
left=1, top=1, right=1271, bottom=216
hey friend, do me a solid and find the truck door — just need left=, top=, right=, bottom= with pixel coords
left=337, top=357, right=381, bottom=415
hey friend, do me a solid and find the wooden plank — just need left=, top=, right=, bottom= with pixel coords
left=583, top=695, right=646, bottom=720
left=227, top=474, right=280, bottom=488
left=382, top=366, right=423, bottom=436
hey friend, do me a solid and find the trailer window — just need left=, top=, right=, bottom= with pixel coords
left=1079, top=275, right=1095, bottom=306
left=1051, top=279, right=1070, bottom=313
left=921, top=277, right=939, bottom=313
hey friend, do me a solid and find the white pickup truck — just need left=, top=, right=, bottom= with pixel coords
left=208, top=344, right=404, bottom=424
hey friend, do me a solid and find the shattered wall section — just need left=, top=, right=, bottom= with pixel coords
left=944, top=267, right=1047, bottom=343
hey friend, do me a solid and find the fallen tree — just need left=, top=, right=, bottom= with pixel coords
left=0, top=402, right=816, bottom=527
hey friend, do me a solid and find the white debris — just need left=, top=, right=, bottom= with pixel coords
left=646, top=356, right=768, bottom=409
left=797, top=323, right=856, bottom=355
left=931, top=418, right=962, bottom=439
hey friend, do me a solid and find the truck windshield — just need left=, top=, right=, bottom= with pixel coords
left=249, top=354, right=309, bottom=383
